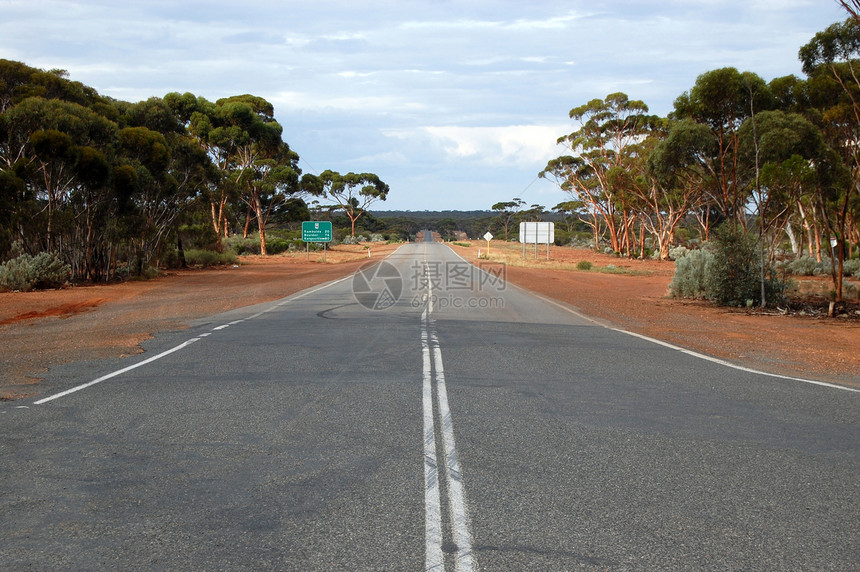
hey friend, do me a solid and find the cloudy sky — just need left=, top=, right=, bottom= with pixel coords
left=0, top=1, right=848, bottom=211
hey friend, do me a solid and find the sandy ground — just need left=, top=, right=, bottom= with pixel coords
left=1, top=240, right=858, bottom=400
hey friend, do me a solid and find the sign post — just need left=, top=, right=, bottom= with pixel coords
left=483, top=231, right=493, bottom=256
left=302, top=221, right=333, bottom=262
left=518, top=222, right=554, bottom=260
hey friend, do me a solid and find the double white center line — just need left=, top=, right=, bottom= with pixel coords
left=422, top=273, right=476, bottom=571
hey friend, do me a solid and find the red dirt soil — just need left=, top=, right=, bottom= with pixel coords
left=1, top=241, right=858, bottom=400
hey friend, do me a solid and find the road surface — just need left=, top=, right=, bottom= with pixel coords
left=2, top=240, right=858, bottom=570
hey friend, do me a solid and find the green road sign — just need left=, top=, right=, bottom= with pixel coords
left=302, top=221, right=333, bottom=243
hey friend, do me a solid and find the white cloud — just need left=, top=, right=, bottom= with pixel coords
left=387, top=125, right=567, bottom=169
left=271, top=91, right=428, bottom=114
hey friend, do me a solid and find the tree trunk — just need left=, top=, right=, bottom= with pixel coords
left=211, top=200, right=223, bottom=254
left=785, top=220, right=800, bottom=258
left=243, top=206, right=253, bottom=239
left=255, top=199, right=267, bottom=256
left=177, top=230, right=187, bottom=269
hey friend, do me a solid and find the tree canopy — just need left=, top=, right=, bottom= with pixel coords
left=0, top=60, right=388, bottom=282
left=539, top=16, right=860, bottom=301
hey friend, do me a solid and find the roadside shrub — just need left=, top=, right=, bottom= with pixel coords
left=669, top=229, right=788, bottom=306
left=567, top=235, right=593, bottom=248
left=706, top=224, right=787, bottom=307
left=183, top=249, right=238, bottom=267
left=225, top=236, right=260, bottom=255
left=842, top=258, right=860, bottom=277
left=369, top=233, right=385, bottom=242
left=706, top=225, right=759, bottom=306
left=141, top=265, right=163, bottom=280
left=341, top=234, right=367, bottom=245
left=669, top=248, right=713, bottom=299
left=265, top=237, right=290, bottom=255
left=668, top=245, right=690, bottom=261
left=786, top=255, right=830, bottom=276
left=576, top=260, right=592, bottom=271
left=0, top=252, right=71, bottom=291
left=0, top=256, right=30, bottom=291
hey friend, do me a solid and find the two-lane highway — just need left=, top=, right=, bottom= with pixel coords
left=2, top=240, right=858, bottom=570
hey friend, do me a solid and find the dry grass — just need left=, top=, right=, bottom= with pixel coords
left=238, top=242, right=403, bottom=265
left=453, top=240, right=670, bottom=276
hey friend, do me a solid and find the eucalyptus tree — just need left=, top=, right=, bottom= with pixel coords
left=241, top=140, right=303, bottom=252
left=0, top=169, right=25, bottom=255
left=1, top=97, right=118, bottom=256
left=800, top=18, right=860, bottom=300
left=738, top=111, right=826, bottom=253
left=126, top=97, right=218, bottom=261
left=522, top=204, right=546, bottom=222
left=175, top=94, right=232, bottom=251
left=604, top=124, right=704, bottom=260
left=672, top=68, right=773, bottom=227
left=769, top=75, right=812, bottom=115
left=116, top=125, right=176, bottom=273
left=552, top=200, right=589, bottom=237
left=490, top=197, right=524, bottom=240
left=0, top=60, right=103, bottom=114
left=313, top=170, right=389, bottom=236
left=184, top=94, right=301, bottom=254
left=68, top=144, right=111, bottom=280
left=541, top=93, right=654, bottom=254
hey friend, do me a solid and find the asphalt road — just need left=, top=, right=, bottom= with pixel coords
left=2, top=240, right=858, bottom=570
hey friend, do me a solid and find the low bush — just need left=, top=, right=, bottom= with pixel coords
left=842, top=258, right=860, bottom=277
left=706, top=225, right=788, bottom=307
left=786, top=255, right=830, bottom=276
left=341, top=234, right=368, bottom=245
left=183, top=249, right=238, bottom=267
left=224, top=236, right=260, bottom=255
left=265, top=237, right=291, bottom=255
left=576, top=260, right=592, bottom=271
left=669, top=227, right=788, bottom=306
left=0, top=252, right=71, bottom=291
left=668, top=245, right=690, bottom=261
left=669, top=248, right=713, bottom=299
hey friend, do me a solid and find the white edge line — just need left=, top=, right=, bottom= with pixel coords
left=33, top=266, right=373, bottom=406
left=531, top=291, right=860, bottom=394
left=34, top=338, right=201, bottom=404
left=444, top=244, right=859, bottom=394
